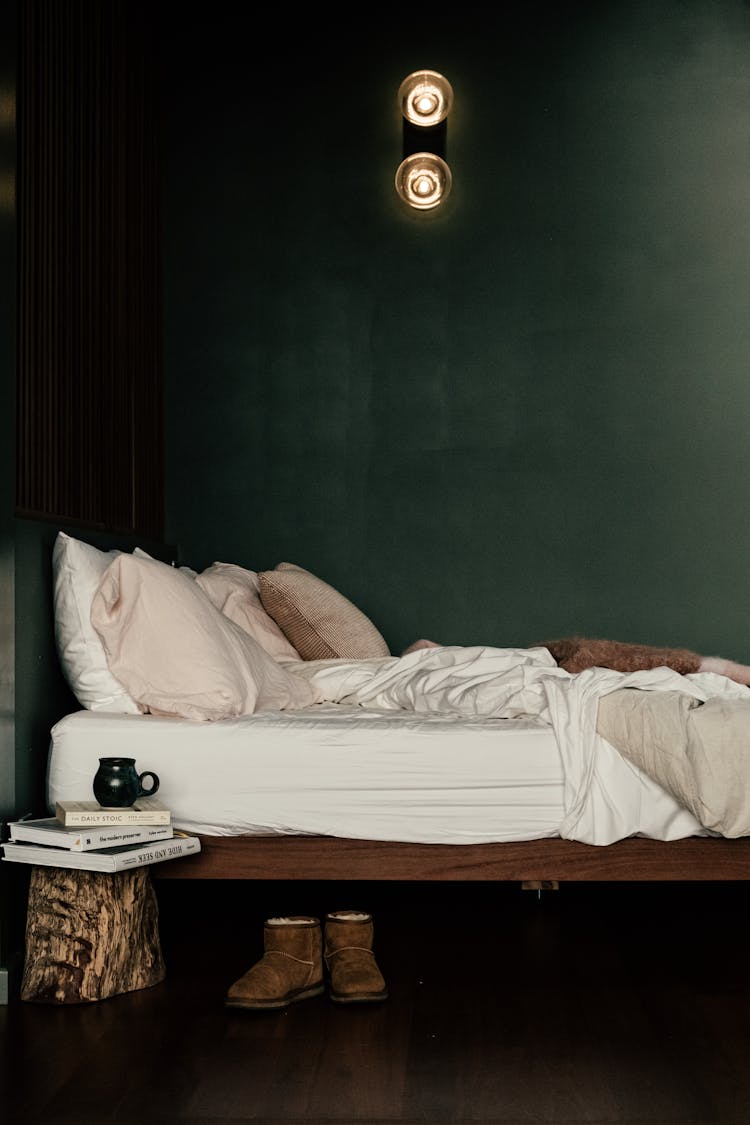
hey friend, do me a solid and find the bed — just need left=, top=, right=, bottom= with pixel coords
left=44, top=531, right=750, bottom=884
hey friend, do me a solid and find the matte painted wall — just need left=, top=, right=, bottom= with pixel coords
left=162, top=1, right=750, bottom=659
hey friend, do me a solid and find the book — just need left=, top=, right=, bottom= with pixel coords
left=8, top=817, right=174, bottom=852
left=55, top=796, right=171, bottom=826
left=1, top=832, right=201, bottom=872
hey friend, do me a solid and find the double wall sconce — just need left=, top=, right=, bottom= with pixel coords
left=395, top=69, right=453, bottom=211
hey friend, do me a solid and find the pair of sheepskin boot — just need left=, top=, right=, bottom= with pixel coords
left=225, top=910, right=388, bottom=1010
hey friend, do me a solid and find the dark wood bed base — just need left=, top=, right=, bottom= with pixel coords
left=153, top=834, right=750, bottom=882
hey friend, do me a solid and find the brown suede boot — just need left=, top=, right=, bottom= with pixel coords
left=324, top=910, right=388, bottom=1004
left=225, top=916, right=324, bottom=1010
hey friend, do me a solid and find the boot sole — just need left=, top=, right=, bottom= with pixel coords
left=329, top=989, right=389, bottom=1004
left=225, top=982, right=326, bottom=1011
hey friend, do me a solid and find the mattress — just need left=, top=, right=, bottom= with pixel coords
left=47, top=706, right=566, bottom=844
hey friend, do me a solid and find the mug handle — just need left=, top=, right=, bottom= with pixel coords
left=137, top=770, right=160, bottom=797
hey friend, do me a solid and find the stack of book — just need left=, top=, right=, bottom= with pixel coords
left=1, top=797, right=201, bottom=872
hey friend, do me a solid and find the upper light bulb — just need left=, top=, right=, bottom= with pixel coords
left=398, top=70, right=453, bottom=128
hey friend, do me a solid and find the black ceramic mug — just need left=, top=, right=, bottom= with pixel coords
left=92, top=757, right=160, bottom=808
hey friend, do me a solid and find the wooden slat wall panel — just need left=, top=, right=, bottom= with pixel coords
left=16, top=0, right=163, bottom=537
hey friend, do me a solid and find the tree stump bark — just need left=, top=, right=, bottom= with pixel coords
left=20, top=866, right=166, bottom=1004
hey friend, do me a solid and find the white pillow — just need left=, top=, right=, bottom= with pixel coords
left=196, top=562, right=300, bottom=661
left=52, top=532, right=142, bottom=714
left=90, top=554, right=318, bottom=722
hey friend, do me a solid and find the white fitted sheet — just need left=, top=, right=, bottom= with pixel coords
left=47, top=706, right=566, bottom=844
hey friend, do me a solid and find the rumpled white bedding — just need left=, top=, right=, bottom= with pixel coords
left=287, top=645, right=750, bottom=845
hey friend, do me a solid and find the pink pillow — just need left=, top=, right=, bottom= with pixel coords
left=90, top=555, right=317, bottom=721
left=196, top=562, right=300, bottom=661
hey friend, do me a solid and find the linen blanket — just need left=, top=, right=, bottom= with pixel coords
left=289, top=645, right=750, bottom=846
left=597, top=687, right=750, bottom=838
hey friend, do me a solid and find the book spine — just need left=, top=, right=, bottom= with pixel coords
left=1, top=837, right=201, bottom=871
left=115, top=837, right=200, bottom=870
left=56, top=809, right=171, bottom=826
left=75, top=826, right=174, bottom=851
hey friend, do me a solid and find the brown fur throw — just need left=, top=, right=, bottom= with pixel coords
left=401, top=636, right=750, bottom=687
left=541, top=636, right=703, bottom=676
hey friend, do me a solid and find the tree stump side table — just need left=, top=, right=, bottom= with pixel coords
left=20, top=865, right=166, bottom=1003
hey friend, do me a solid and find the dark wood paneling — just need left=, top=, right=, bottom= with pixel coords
left=0, top=0, right=19, bottom=1002
left=16, top=0, right=162, bottom=537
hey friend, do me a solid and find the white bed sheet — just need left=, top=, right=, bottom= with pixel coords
left=47, top=706, right=566, bottom=844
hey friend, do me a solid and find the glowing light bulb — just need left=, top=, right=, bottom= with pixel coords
left=398, top=70, right=453, bottom=128
left=395, top=153, right=452, bottom=211
left=415, top=92, right=439, bottom=117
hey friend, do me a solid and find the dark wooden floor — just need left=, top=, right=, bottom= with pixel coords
left=2, top=878, right=750, bottom=1125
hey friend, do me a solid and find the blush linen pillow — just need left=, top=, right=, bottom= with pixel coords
left=52, top=531, right=142, bottom=714
left=90, top=554, right=318, bottom=721
left=195, top=562, right=300, bottom=661
left=134, top=546, right=198, bottom=579
left=257, top=563, right=390, bottom=661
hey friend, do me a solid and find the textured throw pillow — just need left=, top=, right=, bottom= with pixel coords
left=90, top=554, right=317, bottom=721
left=257, top=563, right=390, bottom=661
left=196, top=562, right=300, bottom=661
left=52, top=531, right=142, bottom=713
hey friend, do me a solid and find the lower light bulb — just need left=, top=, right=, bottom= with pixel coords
left=395, top=152, right=452, bottom=211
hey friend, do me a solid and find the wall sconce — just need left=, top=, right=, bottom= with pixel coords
left=396, top=69, right=453, bottom=211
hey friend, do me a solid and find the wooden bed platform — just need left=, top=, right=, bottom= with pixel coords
left=31, top=834, right=750, bottom=1005
left=153, top=833, right=750, bottom=882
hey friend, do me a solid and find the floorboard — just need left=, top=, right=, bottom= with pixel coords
left=2, top=879, right=750, bottom=1124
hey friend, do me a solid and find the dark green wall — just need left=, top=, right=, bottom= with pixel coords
left=162, top=1, right=750, bottom=659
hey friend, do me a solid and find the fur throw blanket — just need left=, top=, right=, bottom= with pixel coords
left=403, top=636, right=750, bottom=687
left=541, top=636, right=702, bottom=676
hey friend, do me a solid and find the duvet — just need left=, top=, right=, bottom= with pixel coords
left=288, top=644, right=750, bottom=846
